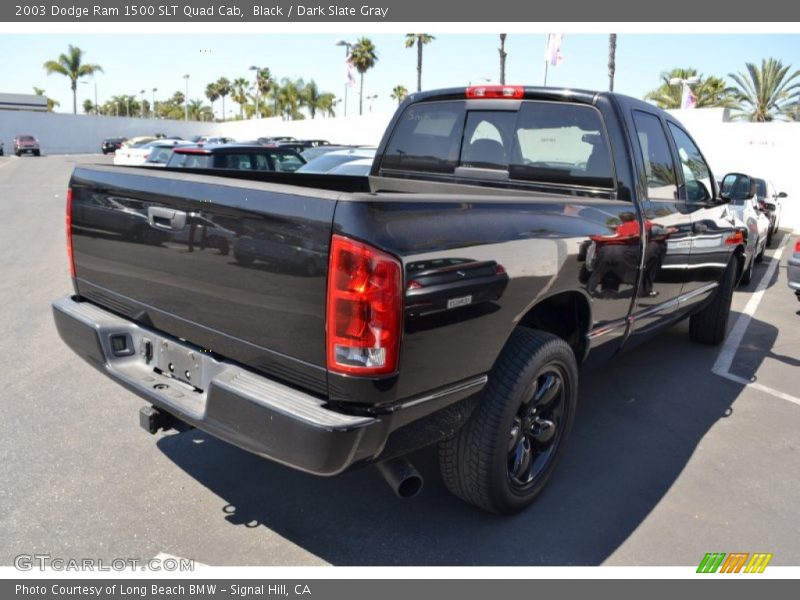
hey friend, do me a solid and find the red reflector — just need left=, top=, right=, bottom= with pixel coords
left=66, top=188, right=75, bottom=277
left=326, top=235, right=402, bottom=376
left=725, top=231, right=744, bottom=245
left=494, top=264, right=506, bottom=275
left=466, top=85, right=524, bottom=99
left=407, top=280, right=423, bottom=290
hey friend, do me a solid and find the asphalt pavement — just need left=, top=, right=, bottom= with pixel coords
left=1, top=154, right=798, bottom=567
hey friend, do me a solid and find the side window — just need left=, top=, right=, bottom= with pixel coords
left=632, top=112, right=678, bottom=201
left=381, top=101, right=465, bottom=173
left=273, top=152, right=305, bottom=172
left=667, top=122, right=713, bottom=203
left=254, top=154, right=271, bottom=171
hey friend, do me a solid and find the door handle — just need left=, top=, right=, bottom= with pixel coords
left=148, top=206, right=187, bottom=231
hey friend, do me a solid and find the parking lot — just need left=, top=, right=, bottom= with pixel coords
left=1, top=153, right=798, bottom=567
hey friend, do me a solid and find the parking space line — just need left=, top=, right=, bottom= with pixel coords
left=711, top=235, right=800, bottom=406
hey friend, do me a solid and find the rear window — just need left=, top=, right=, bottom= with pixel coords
left=19, top=135, right=35, bottom=142
left=167, top=152, right=212, bottom=169
left=380, top=100, right=613, bottom=187
left=381, top=101, right=465, bottom=173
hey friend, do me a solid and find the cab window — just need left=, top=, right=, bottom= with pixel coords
left=666, top=122, right=713, bottom=203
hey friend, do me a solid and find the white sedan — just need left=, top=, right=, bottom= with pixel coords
left=114, top=139, right=187, bottom=166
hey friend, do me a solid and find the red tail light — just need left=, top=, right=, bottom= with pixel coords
left=466, top=85, right=524, bottom=99
left=794, top=239, right=800, bottom=253
left=66, top=188, right=75, bottom=277
left=326, top=235, right=402, bottom=376
left=725, top=231, right=744, bottom=246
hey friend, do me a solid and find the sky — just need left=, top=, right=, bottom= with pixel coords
left=1, top=33, right=798, bottom=118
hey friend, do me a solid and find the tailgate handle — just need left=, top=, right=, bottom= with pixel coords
left=148, top=206, right=187, bottom=231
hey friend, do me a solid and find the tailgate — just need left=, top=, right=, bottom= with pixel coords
left=69, top=166, right=338, bottom=395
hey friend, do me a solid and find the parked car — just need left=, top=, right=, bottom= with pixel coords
left=13, top=135, right=40, bottom=156
left=789, top=237, right=800, bottom=302
left=143, top=142, right=195, bottom=167
left=55, top=85, right=747, bottom=514
left=753, top=177, right=787, bottom=243
left=719, top=172, right=770, bottom=285
left=114, top=140, right=188, bottom=167
left=300, top=145, right=357, bottom=162
left=101, top=137, right=128, bottom=155
left=296, top=147, right=376, bottom=173
left=326, top=157, right=375, bottom=176
left=256, top=136, right=296, bottom=144
left=121, top=136, right=158, bottom=148
left=0, top=140, right=4, bottom=156
left=198, top=136, right=235, bottom=145
left=165, top=144, right=306, bottom=172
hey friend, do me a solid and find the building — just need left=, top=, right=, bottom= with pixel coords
left=0, top=93, right=48, bottom=112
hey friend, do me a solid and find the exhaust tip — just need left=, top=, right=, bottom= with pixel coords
left=376, top=457, right=424, bottom=499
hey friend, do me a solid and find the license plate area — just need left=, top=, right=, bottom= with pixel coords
left=155, top=339, right=204, bottom=390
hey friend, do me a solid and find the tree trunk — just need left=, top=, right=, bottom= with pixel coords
left=608, top=34, right=617, bottom=92
left=499, top=34, right=507, bottom=85
left=71, top=80, right=77, bottom=114
left=359, top=72, right=364, bottom=115
left=417, top=39, right=423, bottom=92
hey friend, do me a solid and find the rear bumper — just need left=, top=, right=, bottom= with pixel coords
left=52, top=295, right=389, bottom=475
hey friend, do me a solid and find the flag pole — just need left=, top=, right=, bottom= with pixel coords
left=543, top=60, right=549, bottom=87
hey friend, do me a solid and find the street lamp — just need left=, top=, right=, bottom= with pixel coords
left=152, top=87, right=158, bottom=118
left=139, top=89, right=146, bottom=118
left=249, top=65, right=261, bottom=118
left=335, top=39, right=353, bottom=117
left=669, top=76, right=701, bottom=108
left=183, top=74, right=189, bottom=120
left=366, top=94, right=378, bottom=113
left=80, top=81, right=99, bottom=115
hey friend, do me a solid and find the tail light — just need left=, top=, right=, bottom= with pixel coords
left=725, top=230, right=744, bottom=245
left=466, top=85, right=524, bottom=99
left=794, top=239, right=800, bottom=253
left=326, top=235, right=402, bottom=376
left=66, top=188, right=75, bottom=277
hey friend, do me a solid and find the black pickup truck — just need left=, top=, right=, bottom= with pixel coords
left=53, top=85, right=746, bottom=514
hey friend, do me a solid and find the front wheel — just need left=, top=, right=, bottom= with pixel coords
left=438, top=328, right=578, bottom=514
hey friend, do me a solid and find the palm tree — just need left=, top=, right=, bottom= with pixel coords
left=205, top=83, right=219, bottom=120
left=644, top=68, right=737, bottom=109
left=499, top=34, right=508, bottom=85
left=350, top=37, right=378, bottom=115
left=608, top=34, right=617, bottom=92
left=405, top=34, right=434, bottom=93
left=729, top=58, right=800, bottom=122
left=32, top=87, right=59, bottom=112
left=391, top=85, right=408, bottom=106
left=254, top=68, right=273, bottom=117
left=82, top=98, right=94, bottom=114
left=42, top=44, right=103, bottom=114
left=277, top=78, right=305, bottom=120
left=216, top=77, right=232, bottom=121
left=232, top=77, right=250, bottom=119
left=303, top=80, right=323, bottom=119
left=318, top=92, right=336, bottom=118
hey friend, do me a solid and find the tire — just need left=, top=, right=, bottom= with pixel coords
left=233, top=250, right=254, bottom=266
left=438, top=328, right=578, bottom=514
left=739, top=252, right=754, bottom=286
left=689, top=257, right=736, bottom=345
left=766, top=228, right=773, bottom=248
left=756, top=239, right=765, bottom=263
left=33, top=150, right=40, bottom=157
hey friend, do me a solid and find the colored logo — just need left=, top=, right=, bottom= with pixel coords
left=697, top=552, right=773, bottom=573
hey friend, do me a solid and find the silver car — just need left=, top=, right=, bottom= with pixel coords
left=788, top=236, right=800, bottom=301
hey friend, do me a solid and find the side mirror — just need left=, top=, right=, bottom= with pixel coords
left=719, top=172, right=751, bottom=203
left=778, top=192, right=788, bottom=198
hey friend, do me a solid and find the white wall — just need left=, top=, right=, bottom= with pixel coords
left=668, top=108, right=800, bottom=232
left=0, top=111, right=218, bottom=154
left=0, top=110, right=391, bottom=155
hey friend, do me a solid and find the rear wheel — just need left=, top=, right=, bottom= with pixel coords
left=690, top=257, right=736, bottom=345
left=33, top=150, right=40, bottom=157
left=756, top=239, right=765, bottom=263
left=438, top=328, right=578, bottom=514
left=740, top=252, right=754, bottom=286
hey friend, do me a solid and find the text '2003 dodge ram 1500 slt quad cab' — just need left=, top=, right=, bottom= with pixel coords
left=54, top=86, right=748, bottom=514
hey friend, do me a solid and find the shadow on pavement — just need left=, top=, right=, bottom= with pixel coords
left=155, top=313, right=779, bottom=566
